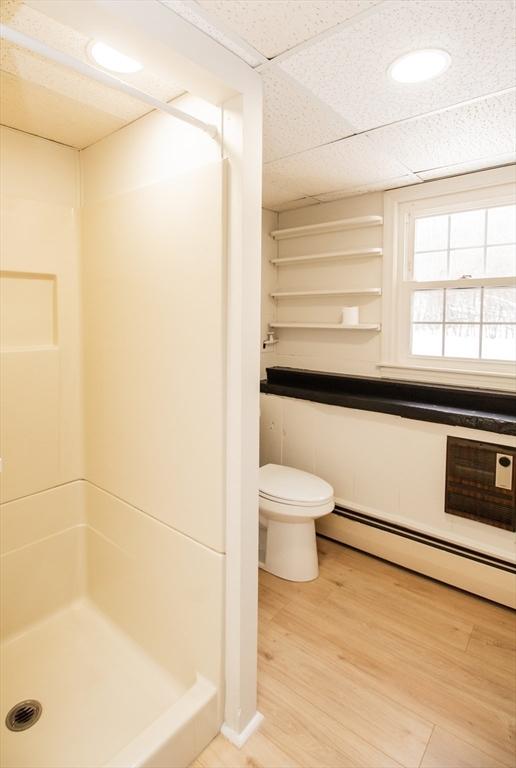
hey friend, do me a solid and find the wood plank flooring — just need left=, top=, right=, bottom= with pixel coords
left=193, top=537, right=516, bottom=768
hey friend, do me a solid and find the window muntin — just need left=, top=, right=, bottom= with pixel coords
left=408, top=203, right=516, bottom=363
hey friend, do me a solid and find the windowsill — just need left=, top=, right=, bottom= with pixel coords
left=260, top=367, right=516, bottom=435
left=378, top=362, right=516, bottom=392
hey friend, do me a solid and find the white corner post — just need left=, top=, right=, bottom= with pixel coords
left=222, top=80, right=264, bottom=745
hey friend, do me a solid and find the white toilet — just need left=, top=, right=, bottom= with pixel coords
left=259, top=464, right=334, bottom=582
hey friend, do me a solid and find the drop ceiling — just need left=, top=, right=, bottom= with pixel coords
left=0, top=0, right=515, bottom=207
left=169, top=0, right=516, bottom=210
left=0, top=0, right=186, bottom=148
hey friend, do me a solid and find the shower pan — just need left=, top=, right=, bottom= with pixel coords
left=0, top=483, right=220, bottom=768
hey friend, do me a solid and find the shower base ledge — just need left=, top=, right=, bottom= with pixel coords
left=1, top=598, right=218, bottom=768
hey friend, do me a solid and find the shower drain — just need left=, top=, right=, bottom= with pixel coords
left=5, top=700, right=42, bottom=732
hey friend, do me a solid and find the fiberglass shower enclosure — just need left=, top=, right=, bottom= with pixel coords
left=0, top=2, right=262, bottom=766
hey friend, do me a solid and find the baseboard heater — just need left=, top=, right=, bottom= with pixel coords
left=328, top=505, right=515, bottom=573
left=317, top=504, right=516, bottom=607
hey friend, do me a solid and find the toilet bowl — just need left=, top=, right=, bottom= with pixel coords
left=259, top=464, right=334, bottom=582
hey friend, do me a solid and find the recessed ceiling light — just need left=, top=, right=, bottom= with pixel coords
left=88, top=41, right=143, bottom=74
left=388, top=49, right=451, bottom=83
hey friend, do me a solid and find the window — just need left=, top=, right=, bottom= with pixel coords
left=410, top=205, right=516, bottom=362
left=382, top=168, right=516, bottom=388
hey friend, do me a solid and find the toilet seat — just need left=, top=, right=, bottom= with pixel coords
left=259, top=491, right=333, bottom=507
left=259, top=464, right=333, bottom=506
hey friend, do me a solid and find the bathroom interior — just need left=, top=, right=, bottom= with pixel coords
left=0, top=1, right=515, bottom=767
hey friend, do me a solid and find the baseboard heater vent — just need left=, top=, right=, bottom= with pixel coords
left=445, top=437, right=516, bottom=531
left=330, top=505, right=516, bottom=575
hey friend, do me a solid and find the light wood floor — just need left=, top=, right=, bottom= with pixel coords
left=193, top=537, right=516, bottom=768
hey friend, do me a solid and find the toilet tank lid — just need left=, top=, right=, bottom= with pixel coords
left=259, top=464, right=333, bottom=504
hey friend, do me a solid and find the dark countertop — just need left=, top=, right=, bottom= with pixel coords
left=260, top=367, right=516, bottom=436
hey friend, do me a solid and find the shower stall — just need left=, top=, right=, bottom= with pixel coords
left=0, top=2, right=262, bottom=766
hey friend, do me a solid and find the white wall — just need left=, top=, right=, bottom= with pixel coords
left=0, top=127, right=83, bottom=503
left=260, top=393, right=516, bottom=561
left=261, top=193, right=383, bottom=377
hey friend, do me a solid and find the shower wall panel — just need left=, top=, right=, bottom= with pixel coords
left=0, top=127, right=83, bottom=503
left=81, top=159, right=225, bottom=552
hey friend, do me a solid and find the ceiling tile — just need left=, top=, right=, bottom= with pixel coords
left=313, top=175, right=421, bottom=201
left=367, top=91, right=516, bottom=172
left=0, top=0, right=188, bottom=146
left=262, top=67, right=354, bottom=162
left=0, top=70, right=125, bottom=148
left=262, top=171, right=308, bottom=208
left=196, top=0, right=381, bottom=59
left=280, top=0, right=516, bottom=131
left=417, top=156, right=516, bottom=181
left=270, top=197, right=321, bottom=212
left=1, top=41, right=148, bottom=121
left=0, top=1, right=185, bottom=118
left=160, top=1, right=264, bottom=66
left=264, top=133, right=416, bottom=199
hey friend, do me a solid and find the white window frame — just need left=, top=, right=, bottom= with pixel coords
left=381, top=166, right=516, bottom=391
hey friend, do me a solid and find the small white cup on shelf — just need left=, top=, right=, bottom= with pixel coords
left=341, top=306, right=359, bottom=325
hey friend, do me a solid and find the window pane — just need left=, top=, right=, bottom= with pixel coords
left=412, top=323, right=442, bottom=356
left=412, top=290, right=443, bottom=321
left=444, top=324, right=480, bottom=358
left=486, top=245, right=516, bottom=277
left=413, top=251, right=447, bottom=281
left=445, top=288, right=481, bottom=322
left=482, top=324, right=516, bottom=361
left=483, top=287, right=516, bottom=323
left=487, top=205, right=516, bottom=245
left=450, top=209, right=485, bottom=248
left=415, top=214, right=448, bottom=252
left=448, top=248, right=484, bottom=279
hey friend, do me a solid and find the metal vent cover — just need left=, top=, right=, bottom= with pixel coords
left=5, top=700, right=42, bottom=732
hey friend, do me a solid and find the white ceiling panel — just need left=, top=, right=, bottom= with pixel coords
left=0, top=70, right=126, bottom=148
left=313, top=175, right=421, bottom=201
left=1, top=41, right=149, bottom=121
left=262, top=172, right=311, bottom=208
left=262, top=67, right=354, bottom=162
left=272, top=196, right=321, bottom=212
left=160, top=1, right=264, bottom=66
left=366, top=91, right=516, bottom=173
left=280, top=0, right=516, bottom=131
left=264, top=133, right=417, bottom=199
left=417, top=156, right=516, bottom=182
left=196, top=0, right=381, bottom=59
left=0, top=0, right=187, bottom=147
left=1, top=0, right=185, bottom=103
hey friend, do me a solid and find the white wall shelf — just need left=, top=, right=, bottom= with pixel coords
left=271, top=247, right=382, bottom=265
left=270, top=288, right=381, bottom=298
left=270, top=215, right=383, bottom=241
left=270, top=322, right=381, bottom=331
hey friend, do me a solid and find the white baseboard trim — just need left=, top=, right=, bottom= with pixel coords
left=221, top=711, right=264, bottom=748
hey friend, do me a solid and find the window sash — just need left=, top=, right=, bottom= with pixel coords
left=381, top=168, right=516, bottom=385
left=398, top=281, right=516, bottom=370
left=401, top=198, right=516, bottom=367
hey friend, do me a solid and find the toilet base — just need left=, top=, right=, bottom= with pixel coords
left=259, top=518, right=319, bottom=582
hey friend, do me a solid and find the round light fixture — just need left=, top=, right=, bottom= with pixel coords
left=388, top=49, right=451, bottom=83
left=88, top=41, right=143, bottom=74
